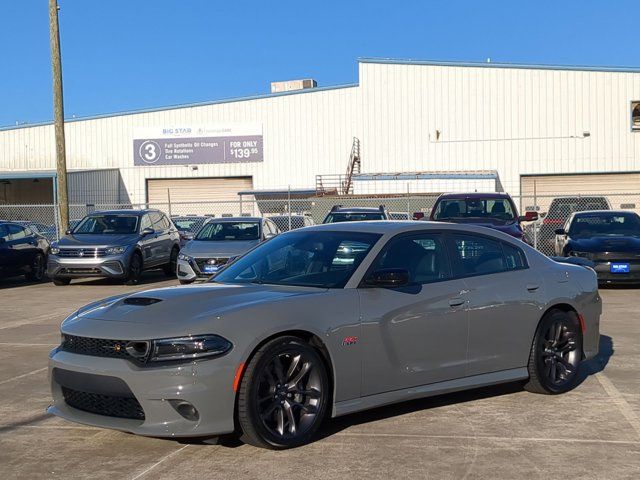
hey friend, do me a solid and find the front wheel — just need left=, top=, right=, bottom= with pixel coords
left=125, top=253, right=143, bottom=286
left=237, top=336, right=329, bottom=449
left=25, top=253, right=46, bottom=282
left=524, top=309, right=583, bottom=394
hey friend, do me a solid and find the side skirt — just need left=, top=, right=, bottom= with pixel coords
left=332, top=367, right=528, bottom=418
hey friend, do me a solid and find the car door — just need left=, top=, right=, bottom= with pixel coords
left=139, top=214, right=162, bottom=266
left=155, top=213, right=174, bottom=261
left=6, top=224, right=37, bottom=274
left=447, top=233, right=545, bottom=376
left=359, top=231, right=470, bottom=395
left=0, top=225, right=15, bottom=277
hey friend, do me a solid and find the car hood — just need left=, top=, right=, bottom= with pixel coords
left=60, top=283, right=323, bottom=339
left=568, top=236, right=640, bottom=252
left=56, top=233, right=140, bottom=247
left=181, top=239, right=260, bottom=257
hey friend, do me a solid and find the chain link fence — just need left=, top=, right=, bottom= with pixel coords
left=2, top=192, right=638, bottom=255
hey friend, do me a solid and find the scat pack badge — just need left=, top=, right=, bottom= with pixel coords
left=342, top=336, right=358, bottom=347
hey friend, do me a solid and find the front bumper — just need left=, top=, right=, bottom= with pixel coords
left=177, top=257, right=226, bottom=282
left=48, top=255, right=127, bottom=279
left=48, top=348, right=237, bottom=437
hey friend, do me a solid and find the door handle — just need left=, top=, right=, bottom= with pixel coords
left=449, top=297, right=465, bottom=307
left=526, top=284, right=540, bottom=292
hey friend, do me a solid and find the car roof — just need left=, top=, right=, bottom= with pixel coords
left=436, top=192, right=512, bottom=200
left=90, top=209, right=159, bottom=215
left=205, top=216, right=263, bottom=223
left=330, top=207, right=385, bottom=213
left=302, top=220, right=522, bottom=238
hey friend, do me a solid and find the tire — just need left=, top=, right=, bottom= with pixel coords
left=237, top=336, right=329, bottom=449
left=524, top=309, right=583, bottom=394
left=25, top=253, right=46, bottom=282
left=179, top=279, right=194, bottom=285
left=52, top=278, right=71, bottom=286
left=163, top=247, right=179, bottom=276
left=125, top=252, right=143, bottom=286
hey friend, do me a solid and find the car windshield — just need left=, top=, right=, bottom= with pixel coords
left=196, top=222, right=260, bottom=241
left=214, top=230, right=381, bottom=288
left=324, top=212, right=385, bottom=223
left=73, top=215, right=139, bottom=234
left=433, top=198, right=515, bottom=222
left=173, top=218, right=205, bottom=232
left=569, top=213, right=640, bottom=237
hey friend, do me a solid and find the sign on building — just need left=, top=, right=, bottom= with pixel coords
left=133, top=124, right=263, bottom=166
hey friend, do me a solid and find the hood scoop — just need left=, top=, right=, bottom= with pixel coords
left=123, top=297, right=162, bottom=306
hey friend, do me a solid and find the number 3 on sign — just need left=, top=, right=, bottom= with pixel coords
left=139, top=140, right=161, bottom=164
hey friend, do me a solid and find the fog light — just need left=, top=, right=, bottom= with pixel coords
left=168, top=400, right=199, bottom=421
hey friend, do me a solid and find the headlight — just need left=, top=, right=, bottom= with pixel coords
left=149, top=335, right=232, bottom=362
left=569, top=251, right=592, bottom=259
left=178, top=253, right=192, bottom=261
left=105, top=246, right=126, bottom=255
left=50, top=244, right=60, bottom=255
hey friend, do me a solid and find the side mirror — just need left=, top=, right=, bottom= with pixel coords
left=181, top=232, right=194, bottom=241
left=141, top=227, right=155, bottom=236
left=554, top=228, right=566, bottom=235
left=519, top=211, right=539, bottom=222
left=366, top=268, right=410, bottom=288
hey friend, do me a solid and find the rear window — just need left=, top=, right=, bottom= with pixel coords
left=432, top=198, right=515, bottom=222
left=323, top=212, right=385, bottom=223
left=196, top=222, right=260, bottom=241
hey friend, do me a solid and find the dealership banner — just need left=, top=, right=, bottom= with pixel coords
left=132, top=124, right=263, bottom=166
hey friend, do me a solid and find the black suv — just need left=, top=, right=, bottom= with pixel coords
left=0, top=221, right=50, bottom=282
left=323, top=205, right=389, bottom=223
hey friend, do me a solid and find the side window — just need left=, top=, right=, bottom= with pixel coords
left=163, top=215, right=174, bottom=230
left=140, top=215, right=152, bottom=231
left=268, top=220, right=280, bottom=234
left=451, top=234, right=506, bottom=276
left=502, top=243, right=527, bottom=270
left=7, top=224, right=27, bottom=240
left=371, top=233, right=450, bottom=284
left=149, top=212, right=164, bottom=231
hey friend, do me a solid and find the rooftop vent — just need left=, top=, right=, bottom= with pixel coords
left=271, top=79, right=317, bottom=93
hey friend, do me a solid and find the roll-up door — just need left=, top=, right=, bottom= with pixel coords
left=146, top=177, right=253, bottom=216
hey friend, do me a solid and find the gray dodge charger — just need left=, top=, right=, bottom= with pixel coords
left=48, top=221, right=601, bottom=449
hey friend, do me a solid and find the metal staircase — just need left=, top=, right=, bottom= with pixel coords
left=315, top=137, right=361, bottom=196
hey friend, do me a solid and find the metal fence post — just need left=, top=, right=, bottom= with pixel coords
left=533, top=181, right=538, bottom=250
left=287, top=185, right=292, bottom=230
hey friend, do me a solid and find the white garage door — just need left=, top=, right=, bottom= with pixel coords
left=147, top=177, right=253, bottom=216
left=520, top=173, right=640, bottom=213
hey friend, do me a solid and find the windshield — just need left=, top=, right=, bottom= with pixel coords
left=569, top=213, right=640, bottom=237
left=324, top=212, right=385, bottom=223
left=433, top=198, right=515, bottom=222
left=73, top=215, right=139, bottom=234
left=173, top=218, right=205, bottom=232
left=196, top=221, right=260, bottom=241
left=214, top=230, right=381, bottom=288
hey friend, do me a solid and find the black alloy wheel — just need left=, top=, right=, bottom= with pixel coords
left=26, top=253, right=46, bottom=282
left=237, top=336, right=329, bottom=449
left=525, top=309, right=582, bottom=394
left=164, top=247, right=179, bottom=276
left=125, top=253, right=143, bottom=285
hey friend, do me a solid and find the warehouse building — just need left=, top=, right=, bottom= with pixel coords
left=1, top=58, right=640, bottom=210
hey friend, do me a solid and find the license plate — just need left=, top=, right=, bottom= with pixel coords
left=610, top=263, right=630, bottom=274
left=203, top=265, right=219, bottom=274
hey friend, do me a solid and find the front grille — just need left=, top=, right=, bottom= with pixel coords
left=194, top=257, right=229, bottom=273
left=57, top=248, right=109, bottom=258
left=61, top=334, right=132, bottom=360
left=59, top=267, right=102, bottom=274
left=61, top=386, right=145, bottom=420
left=592, top=252, right=640, bottom=262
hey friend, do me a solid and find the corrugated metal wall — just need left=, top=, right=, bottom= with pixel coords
left=1, top=60, right=639, bottom=201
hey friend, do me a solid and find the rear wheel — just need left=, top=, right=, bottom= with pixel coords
left=125, top=252, right=143, bottom=286
left=525, top=309, right=582, bottom=394
left=25, top=253, right=46, bottom=282
left=237, top=336, right=329, bottom=449
left=163, top=247, right=179, bottom=276
left=52, top=278, right=71, bottom=286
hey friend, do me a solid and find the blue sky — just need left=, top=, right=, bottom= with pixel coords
left=1, top=0, right=639, bottom=127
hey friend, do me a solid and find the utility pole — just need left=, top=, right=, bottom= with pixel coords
left=49, top=0, right=69, bottom=233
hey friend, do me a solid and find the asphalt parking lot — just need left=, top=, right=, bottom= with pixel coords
left=0, top=275, right=639, bottom=479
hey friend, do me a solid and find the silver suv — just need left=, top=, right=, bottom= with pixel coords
left=48, top=209, right=180, bottom=286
